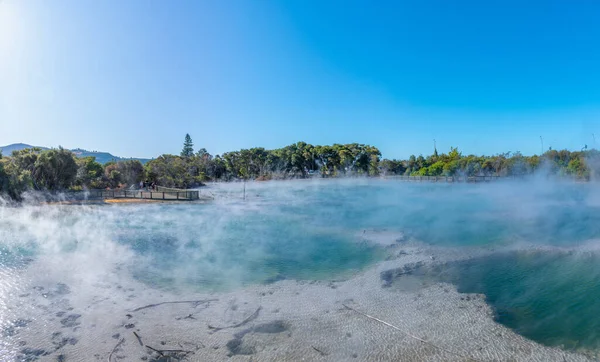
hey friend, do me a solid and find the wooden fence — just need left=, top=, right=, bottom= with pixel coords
left=80, top=188, right=200, bottom=201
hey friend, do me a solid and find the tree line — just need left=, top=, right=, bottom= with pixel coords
left=1, top=134, right=599, bottom=200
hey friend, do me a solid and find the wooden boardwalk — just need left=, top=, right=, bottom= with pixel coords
left=82, top=188, right=201, bottom=201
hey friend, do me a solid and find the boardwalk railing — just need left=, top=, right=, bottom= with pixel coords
left=383, top=175, right=505, bottom=182
left=83, top=188, right=200, bottom=201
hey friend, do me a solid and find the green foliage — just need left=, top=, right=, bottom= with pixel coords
left=0, top=158, right=10, bottom=197
left=566, top=157, right=588, bottom=179
left=181, top=133, right=194, bottom=158
left=145, top=154, right=195, bottom=188
left=75, top=156, right=105, bottom=188
left=104, top=160, right=145, bottom=188
left=32, top=147, right=78, bottom=190
left=2, top=141, right=600, bottom=201
left=379, top=159, right=406, bottom=176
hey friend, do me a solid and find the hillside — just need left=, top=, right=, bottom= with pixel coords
left=70, top=148, right=151, bottom=165
left=0, top=143, right=151, bottom=165
left=0, top=143, right=48, bottom=155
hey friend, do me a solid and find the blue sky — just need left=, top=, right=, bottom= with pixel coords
left=1, top=0, right=599, bottom=159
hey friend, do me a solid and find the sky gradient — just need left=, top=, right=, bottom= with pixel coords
left=1, top=0, right=600, bottom=159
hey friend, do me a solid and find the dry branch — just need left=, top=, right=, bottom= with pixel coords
left=131, top=299, right=217, bottom=312
left=108, top=337, right=125, bottom=362
left=145, top=344, right=192, bottom=356
left=133, top=331, right=143, bottom=346
left=145, top=345, right=164, bottom=356
left=208, top=306, right=262, bottom=331
left=312, top=346, right=328, bottom=356
left=342, top=304, right=478, bottom=361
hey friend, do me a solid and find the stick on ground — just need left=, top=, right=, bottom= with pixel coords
left=342, top=304, right=478, bottom=361
left=145, top=345, right=164, bottom=356
left=108, top=337, right=125, bottom=362
left=312, top=346, right=328, bottom=356
left=131, top=299, right=218, bottom=312
left=133, top=331, right=143, bottom=346
left=145, top=344, right=192, bottom=355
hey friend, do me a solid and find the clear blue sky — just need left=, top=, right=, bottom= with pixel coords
left=1, top=0, right=600, bottom=159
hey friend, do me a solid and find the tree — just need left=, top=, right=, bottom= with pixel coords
left=145, top=154, right=202, bottom=188
left=75, top=156, right=105, bottom=189
left=196, top=148, right=209, bottom=160
left=32, top=148, right=78, bottom=190
left=181, top=133, right=194, bottom=157
left=100, top=160, right=144, bottom=188
left=566, top=156, right=588, bottom=180
left=0, top=154, right=9, bottom=196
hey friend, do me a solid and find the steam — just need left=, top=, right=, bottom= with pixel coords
left=2, top=178, right=600, bottom=291
left=1, top=178, right=600, bottom=357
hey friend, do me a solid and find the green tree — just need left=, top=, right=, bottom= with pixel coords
left=566, top=157, right=588, bottom=179
left=117, top=160, right=144, bottom=186
left=101, top=160, right=144, bottom=188
left=75, top=156, right=105, bottom=189
left=32, top=148, right=78, bottom=190
left=0, top=153, right=10, bottom=197
left=181, top=133, right=194, bottom=158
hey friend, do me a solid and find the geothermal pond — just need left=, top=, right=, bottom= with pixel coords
left=1, top=179, right=600, bottom=361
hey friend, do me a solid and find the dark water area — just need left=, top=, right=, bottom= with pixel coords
left=416, top=251, right=600, bottom=351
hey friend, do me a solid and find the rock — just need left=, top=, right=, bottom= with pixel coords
left=60, top=314, right=81, bottom=328
left=226, top=338, right=255, bottom=356
left=252, top=320, right=288, bottom=334
left=380, top=261, right=425, bottom=287
left=20, top=347, right=49, bottom=358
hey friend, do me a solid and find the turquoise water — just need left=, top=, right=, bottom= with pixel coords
left=116, top=207, right=381, bottom=290
left=1, top=179, right=600, bottom=352
left=213, top=180, right=600, bottom=351
left=427, top=251, right=600, bottom=351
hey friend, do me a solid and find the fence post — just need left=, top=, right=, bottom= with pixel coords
left=163, top=192, right=165, bottom=200
left=177, top=192, right=180, bottom=200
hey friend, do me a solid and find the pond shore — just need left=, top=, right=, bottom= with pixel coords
left=2, top=231, right=595, bottom=362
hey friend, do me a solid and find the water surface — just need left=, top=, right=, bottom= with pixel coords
left=1, top=179, right=600, bottom=354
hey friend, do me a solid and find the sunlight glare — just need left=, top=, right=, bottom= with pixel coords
left=0, top=1, right=22, bottom=57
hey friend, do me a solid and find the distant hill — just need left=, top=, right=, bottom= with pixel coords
left=70, top=148, right=151, bottom=165
left=0, top=143, right=48, bottom=155
left=0, top=143, right=151, bottom=165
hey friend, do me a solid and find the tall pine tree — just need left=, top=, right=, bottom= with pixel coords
left=181, top=134, right=194, bottom=157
